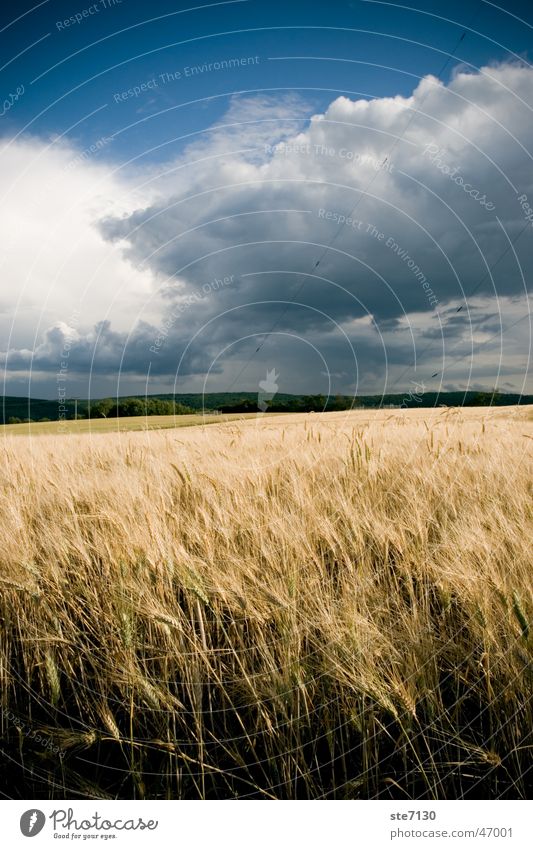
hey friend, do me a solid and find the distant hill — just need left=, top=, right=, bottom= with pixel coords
left=80, top=390, right=533, bottom=413
left=197, top=391, right=533, bottom=413
left=133, top=392, right=301, bottom=410
left=85, top=390, right=533, bottom=413
left=0, top=396, right=76, bottom=424
left=1, top=390, right=532, bottom=424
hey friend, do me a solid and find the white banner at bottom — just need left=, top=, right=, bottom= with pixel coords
left=2, top=799, right=531, bottom=848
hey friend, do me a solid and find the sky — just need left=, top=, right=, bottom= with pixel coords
left=0, top=0, right=532, bottom=402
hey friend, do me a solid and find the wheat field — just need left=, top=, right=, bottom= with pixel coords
left=0, top=412, right=256, bottom=436
left=0, top=406, right=532, bottom=799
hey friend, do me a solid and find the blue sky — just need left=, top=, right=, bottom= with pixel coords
left=3, top=0, right=532, bottom=163
left=1, top=0, right=532, bottom=400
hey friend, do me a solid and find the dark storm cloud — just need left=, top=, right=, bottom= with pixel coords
left=3, top=66, right=532, bottom=392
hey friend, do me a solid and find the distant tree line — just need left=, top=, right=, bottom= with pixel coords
left=6, top=397, right=195, bottom=422
left=88, top=397, right=195, bottom=418
left=218, top=389, right=530, bottom=414
left=2, top=388, right=532, bottom=426
left=219, top=395, right=360, bottom=413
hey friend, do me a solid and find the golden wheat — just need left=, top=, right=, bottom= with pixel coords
left=0, top=406, right=532, bottom=799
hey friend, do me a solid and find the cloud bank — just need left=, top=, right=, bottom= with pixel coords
left=2, top=62, right=532, bottom=397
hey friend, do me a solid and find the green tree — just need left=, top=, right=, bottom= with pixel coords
left=90, top=398, right=115, bottom=418
left=471, top=388, right=502, bottom=406
left=118, top=398, right=146, bottom=417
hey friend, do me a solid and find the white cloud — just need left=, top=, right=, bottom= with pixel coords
left=0, top=135, right=156, bottom=352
